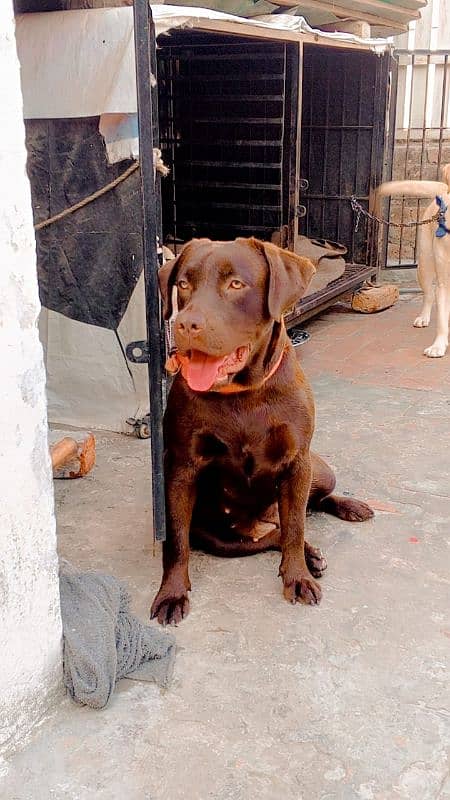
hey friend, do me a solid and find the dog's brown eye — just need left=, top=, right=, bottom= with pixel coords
left=177, top=279, right=189, bottom=290
left=229, top=279, right=245, bottom=290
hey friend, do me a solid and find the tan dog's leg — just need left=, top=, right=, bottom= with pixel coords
left=424, top=263, right=450, bottom=357
left=414, top=223, right=435, bottom=329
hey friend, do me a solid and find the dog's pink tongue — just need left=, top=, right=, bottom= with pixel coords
left=186, top=351, right=225, bottom=392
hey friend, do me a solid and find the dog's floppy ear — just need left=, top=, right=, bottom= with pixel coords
left=251, top=239, right=315, bottom=322
left=158, top=251, right=183, bottom=320
left=158, top=239, right=210, bottom=320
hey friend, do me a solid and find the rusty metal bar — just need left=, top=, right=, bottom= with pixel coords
left=132, top=0, right=166, bottom=541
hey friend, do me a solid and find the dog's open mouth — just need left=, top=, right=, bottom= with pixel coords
left=168, top=346, right=250, bottom=392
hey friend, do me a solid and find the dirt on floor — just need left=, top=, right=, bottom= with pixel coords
left=1, top=294, right=449, bottom=800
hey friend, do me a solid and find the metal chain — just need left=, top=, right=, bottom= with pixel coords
left=350, top=195, right=440, bottom=233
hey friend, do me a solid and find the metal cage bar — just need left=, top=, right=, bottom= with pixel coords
left=132, top=0, right=166, bottom=541
left=299, top=45, right=388, bottom=265
left=157, top=35, right=295, bottom=247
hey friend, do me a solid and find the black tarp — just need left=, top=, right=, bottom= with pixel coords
left=14, top=0, right=65, bottom=10
left=26, top=117, right=143, bottom=329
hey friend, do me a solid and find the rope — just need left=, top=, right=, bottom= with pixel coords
left=34, top=161, right=140, bottom=231
left=350, top=194, right=440, bottom=233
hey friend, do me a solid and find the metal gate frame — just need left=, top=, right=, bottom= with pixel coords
left=383, top=48, right=450, bottom=269
left=131, top=0, right=166, bottom=542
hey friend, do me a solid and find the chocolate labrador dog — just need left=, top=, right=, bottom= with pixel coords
left=151, top=238, right=373, bottom=625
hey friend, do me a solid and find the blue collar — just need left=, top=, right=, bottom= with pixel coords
left=435, top=195, right=450, bottom=237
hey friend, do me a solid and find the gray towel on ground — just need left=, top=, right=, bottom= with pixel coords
left=59, top=560, right=176, bottom=709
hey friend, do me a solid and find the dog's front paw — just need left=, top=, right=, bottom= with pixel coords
left=413, top=315, right=430, bottom=328
left=150, top=583, right=190, bottom=626
left=280, top=563, right=322, bottom=605
left=424, top=340, right=447, bottom=358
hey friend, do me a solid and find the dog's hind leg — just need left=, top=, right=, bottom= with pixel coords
left=190, top=527, right=327, bottom=578
left=422, top=239, right=450, bottom=356
left=414, top=226, right=435, bottom=328
left=414, top=262, right=435, bottom=328
left=309, top=452, right=374, bottom=522
left=424, top=281, right=450, bottom=357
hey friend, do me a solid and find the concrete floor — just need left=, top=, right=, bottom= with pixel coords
left=2, top=294, right=450, bottom=800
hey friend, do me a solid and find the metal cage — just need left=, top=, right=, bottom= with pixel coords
left=158, top=33, right=299, bottom=250
left=157, top=31, right=392, bottom=323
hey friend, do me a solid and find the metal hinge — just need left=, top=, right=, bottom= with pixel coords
left=126, top=340, right=150, bottom=363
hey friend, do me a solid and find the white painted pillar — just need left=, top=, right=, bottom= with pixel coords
left=0, top=2, right=62, bottom=757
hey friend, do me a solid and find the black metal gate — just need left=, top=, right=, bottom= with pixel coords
left=157, top=32, right=299, bottom=251
left=299, top=44, right=391, bottom=265
left=384, top=49, right=450, bottom=268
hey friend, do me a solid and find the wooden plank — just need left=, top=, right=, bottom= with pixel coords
left=193, top=19, right=387, bottom=51
left=436, top=0, right=450, bottom=50
left=276, top=0, right=426, bottom=6
left=50, top=437, right=78, bottom=470
left=319, top=19, right=371, bottom=37
left=350, top=0, right=421, bottom=16
left=371, top=23, right=409, bottom=36
left=275, top=0, right=420, bottom=23
left=351, top=283, right=400, bottom=312
left=397, top=54, right=449, bottom=66
left=413, top=0, right=433, bottom=49
left=394, top=30, right=410, bottom=48
left=49, top=431, right=96, bottom=479
left=384, top=0, right=426, bottom=8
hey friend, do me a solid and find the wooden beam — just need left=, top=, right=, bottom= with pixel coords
left=273, top=0, right=419, bottom=27
left=192, top=19, right=384, bottom=52
left=50, top=437, right=78, bottom=470
left=319, top=18, right=371, bottom=37
left=49, top=432, right=96, bottom=479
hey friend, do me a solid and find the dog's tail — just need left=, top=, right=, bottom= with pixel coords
left=374, top=163, right=450, bottom=217
left=442, top=163, right=450, bottom=191
left=377, top=178, right=448, bottom=200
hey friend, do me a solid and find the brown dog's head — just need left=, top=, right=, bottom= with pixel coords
left=158, top=237, right=315, bottom=391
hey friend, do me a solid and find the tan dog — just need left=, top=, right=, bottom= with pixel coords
left=376, top=164, right=450, bottom=357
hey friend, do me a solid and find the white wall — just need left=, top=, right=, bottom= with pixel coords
left=394, top=0, right=450, bottom=131
left=0, top=2, right=62, bottom=757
